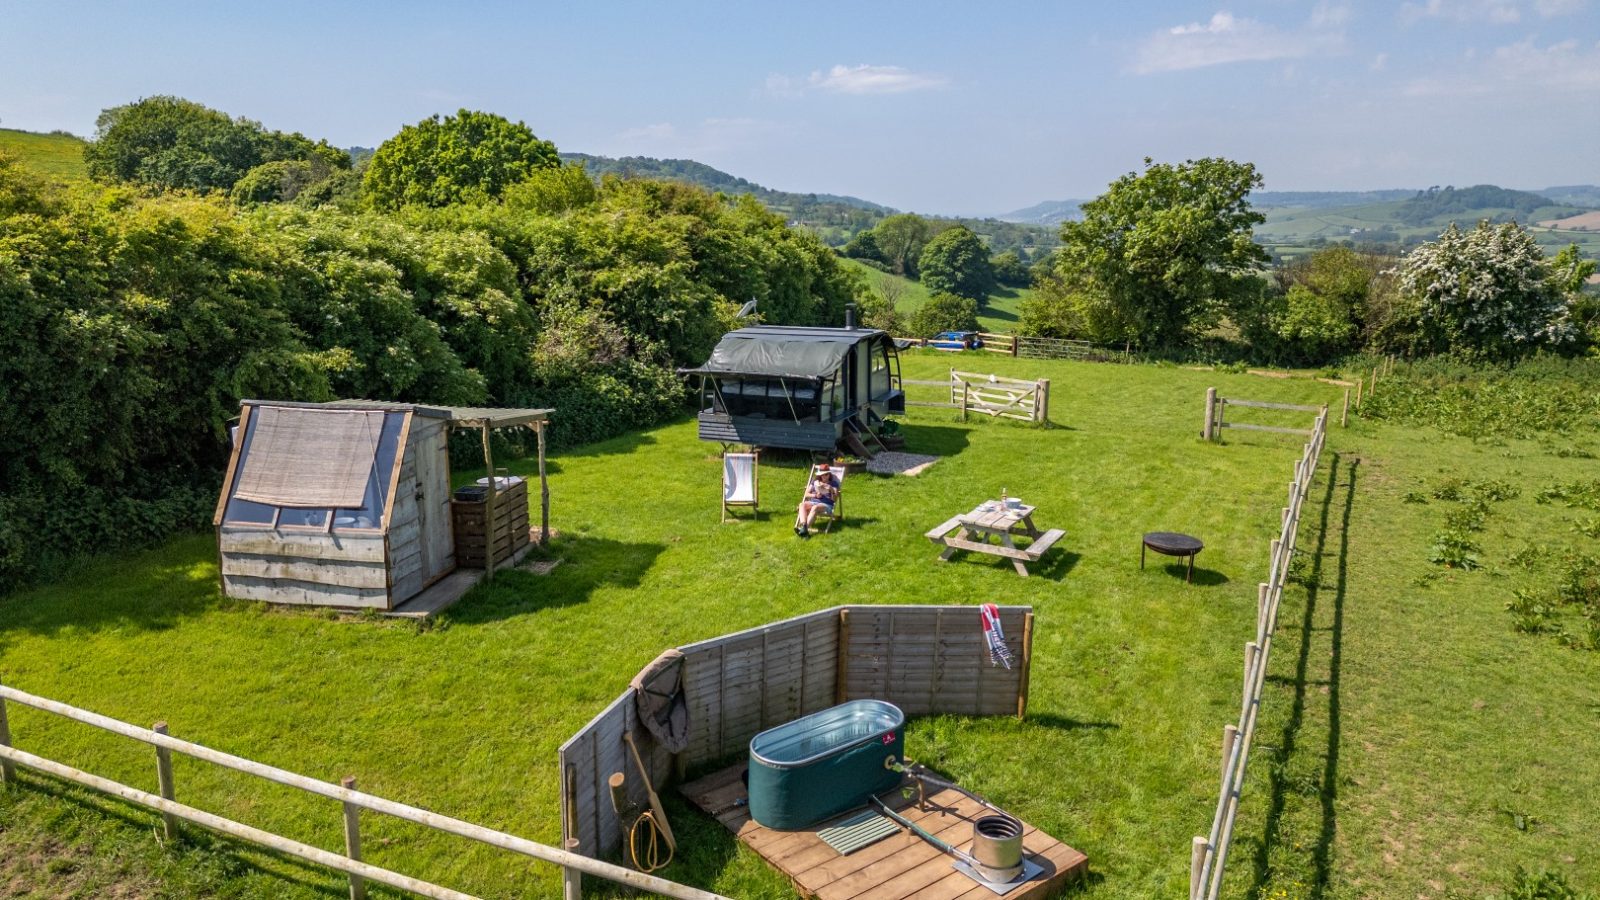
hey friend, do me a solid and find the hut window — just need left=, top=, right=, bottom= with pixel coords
left=223, top=409, right=406, bottom=530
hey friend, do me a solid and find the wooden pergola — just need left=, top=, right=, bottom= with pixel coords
left=319, top=401, right=554, bottom=579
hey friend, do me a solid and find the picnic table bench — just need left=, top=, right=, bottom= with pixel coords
left=926, top=501, right=1065, bottom=577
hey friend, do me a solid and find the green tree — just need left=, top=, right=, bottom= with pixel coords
left=501, top=164, right=598, bottom=214
left=841, top=228, right=886, bottom=263
left=873, top=213, right=931, bottom=277
left=991, top=250, right=1030, bottom=287
left=83, top=95, right=348, bottom=193
left=231, top=158, right=332, bottom=204
left=909, top=292, right=979, bottom=336
left=363, top=110, right=560, bottom=209
left=1053, top=157, right=1269, bottom=349
left=1398, top=221, right=1574, bottom=358
left=919, top=226, right=995, bottom=302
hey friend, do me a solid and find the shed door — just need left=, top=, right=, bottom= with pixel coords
left=414, top=426, right=455, bottom=581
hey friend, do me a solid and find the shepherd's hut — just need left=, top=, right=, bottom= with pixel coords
left=214, top=400, right=551, bottom=615
left=679, top=313, right=905, bottom=452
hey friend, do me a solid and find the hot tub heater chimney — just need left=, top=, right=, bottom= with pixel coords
left=845, top=303, right=857, bottom=329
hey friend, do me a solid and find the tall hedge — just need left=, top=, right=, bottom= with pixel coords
left=0, top=154, right=861, bottom=589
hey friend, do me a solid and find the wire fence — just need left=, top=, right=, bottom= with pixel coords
left=1189, top=408, right=1329, bottom=900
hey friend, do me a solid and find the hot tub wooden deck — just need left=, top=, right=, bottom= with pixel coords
left=681, top=764, right=1087, bottom=900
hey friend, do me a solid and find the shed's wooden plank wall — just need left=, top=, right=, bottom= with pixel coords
left=557, top=604, right=1033, bottom=861
left=218, top=527, right=390, bottom=608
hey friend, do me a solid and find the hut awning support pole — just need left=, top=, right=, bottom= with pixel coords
left=482, top=424, right=496, bottom=580
left=537, top=422, right=549, bottom=546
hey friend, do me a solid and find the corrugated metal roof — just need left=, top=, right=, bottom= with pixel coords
left=241, top=399, right=552, bottom=428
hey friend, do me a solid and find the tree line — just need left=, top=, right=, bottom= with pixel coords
left=0, top=97, right=859, bottom=588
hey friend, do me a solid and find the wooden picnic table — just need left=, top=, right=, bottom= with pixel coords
left=926, top=501, right=1065, bottom=577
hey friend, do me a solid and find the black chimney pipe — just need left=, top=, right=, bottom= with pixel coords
left=845, top=303, right=857, bottom=330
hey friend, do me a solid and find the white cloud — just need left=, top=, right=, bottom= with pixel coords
left=1534, top=0, right=1589, bottom=16
left=1403, top=38, right=1600, bottom=94
left=1370, top=51, right=1390, bottom=70
left=1399, top=0, right=1522, bottom=24
left=1131, top=10, right=1345, bottom=74
left=765, top=64, right=948, bottom=97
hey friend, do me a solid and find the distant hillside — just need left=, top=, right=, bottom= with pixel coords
left=0, top=128, right=87, bottom=180
left=1531, top=185, right=1600, bottom=208
left=561, top=153, right=891, bottom=213
left=1392, top=185, right=1560, bottom=225
left=564, top=152, right=1057, bottom=257
left=1254, top=190, right=1416, bottom=209
left=996, top=199, right=1085, bottom=226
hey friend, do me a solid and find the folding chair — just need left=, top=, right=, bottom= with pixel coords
left=722, top=451, right=759, bottom=522
left=803, top=463, right=845, bottom=533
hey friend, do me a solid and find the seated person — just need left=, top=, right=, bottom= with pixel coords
left=794, top=464, right=839, bottom=537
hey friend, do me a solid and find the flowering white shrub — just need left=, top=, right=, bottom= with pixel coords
left=1397, top=221, right=1575, bottom=357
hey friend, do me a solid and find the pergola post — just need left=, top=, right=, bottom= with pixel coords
left=481, top=424, right=496, bottom=580
left=537, top=422, right=550, bottom=546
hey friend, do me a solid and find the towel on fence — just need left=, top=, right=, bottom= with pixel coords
left=630, top=648, right=690, bottom=753
left=980, top=603, right=1015, bottom=669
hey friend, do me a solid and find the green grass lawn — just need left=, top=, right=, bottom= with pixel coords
left=2, top=355, right=1596, bottom=899
left=0, top=128, right=88, bottom=181
left=842, top=258, right=1034, bottom=334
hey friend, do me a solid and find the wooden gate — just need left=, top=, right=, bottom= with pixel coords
left=951, top=370, right=1049, bottom=424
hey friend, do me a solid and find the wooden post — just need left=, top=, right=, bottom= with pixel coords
left=1341, top=389, right=1350, bottom=427
left=1355, top=376, right=1363, bottom=408
left=0, top=678, right=14, bottom=786
left=563, top=765, right=583, bottom=899
left=961, top=382, right=969, bottom=423
left=1203, top=387, right=1217, bottom=441
left=1016, top=612, right=1034, bottom=720
left=1257, top=582, right=1270, bottom=633
left=834, top=609, right=851, bottom=704
left=537, top=421, right=550, bottom=546
left=1372, top=366, right=1379, bottom=395
left=152, top=722, right=179, bottom=840
left=481, top=424, right=496, bottom=579
left=340, top=775, right=366, bottom=900
left=1270, top=538, right=1282, bottom=577
left=1221, top=724, right=1239, bottom=786
left=1190, top=836, right=1210, bottom=900
left=1244, top=642, right=1261, bottom=712
left=1011, top=334, right=1019, bottom=357
left=1035, top=379, right=1050, bottom=426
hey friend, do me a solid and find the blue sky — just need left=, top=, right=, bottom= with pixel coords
left=2, top=1, right=1597, bottom=215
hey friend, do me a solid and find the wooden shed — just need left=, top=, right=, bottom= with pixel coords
left=213, top=400, right=552, bottom=615
left=679, top=320, right=905, bottom=452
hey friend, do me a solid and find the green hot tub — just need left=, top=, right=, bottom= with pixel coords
left=747, top=699, right=905, bottom=830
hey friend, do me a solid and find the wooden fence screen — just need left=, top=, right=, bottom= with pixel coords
left=558, top=604, right=1034, bottom=861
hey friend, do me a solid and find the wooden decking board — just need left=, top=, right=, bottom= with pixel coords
left=681, top=764, right=1086, bottom=900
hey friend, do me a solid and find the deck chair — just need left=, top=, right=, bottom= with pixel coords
left=722, top=451, right=759, bottom=522
left=800, top=463, right=845, bottom=533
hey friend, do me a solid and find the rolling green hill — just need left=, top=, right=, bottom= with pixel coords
left=1255, top=186, right=1598, bottom=260
left=843, top=258, right=1032, bottom=334
left=0, top=128, right=88, bottom=180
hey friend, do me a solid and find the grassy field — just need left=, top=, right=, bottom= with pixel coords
left=3, top=355, right=1598, bottom=899
left=843, top=258, right=1034, bottom=334
left=0, top=128, right=87, bottom=180
left=1257, top=199, right=1600, bottom=261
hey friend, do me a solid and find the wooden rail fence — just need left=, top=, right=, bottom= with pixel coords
left=896, top=333, right=1130, bottom=363
left=1202, top=388, right=1326, bottom=441
left=903, top=369, right=1050, bottom=424
left=1189, top=409, right=1328, bottom=900
left=0, top=681, right=728, bottom=900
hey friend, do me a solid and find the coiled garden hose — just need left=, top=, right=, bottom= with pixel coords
left=628, top=810, right=673, bottom=873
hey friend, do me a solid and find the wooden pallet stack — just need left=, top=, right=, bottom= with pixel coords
left=451, top=478, right=530, bottom=568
